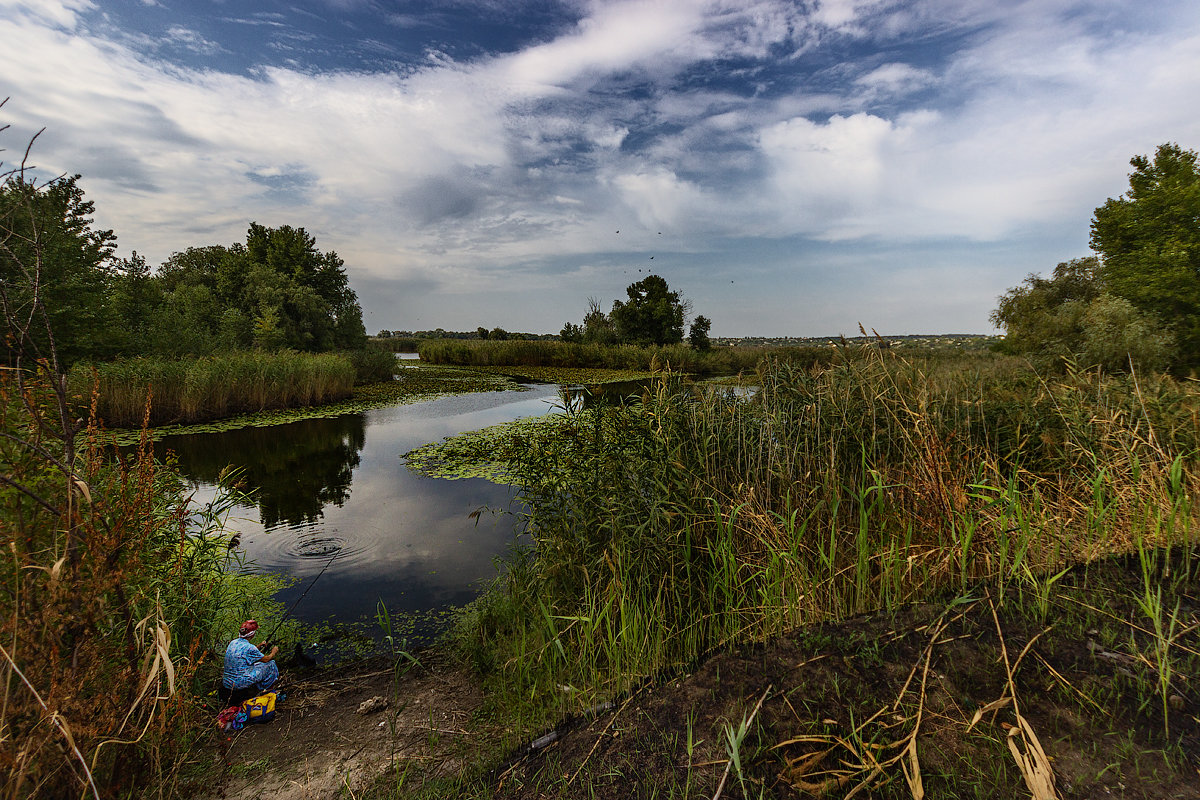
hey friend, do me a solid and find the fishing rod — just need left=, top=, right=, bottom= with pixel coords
left=262, top=549, right=339, bottom=646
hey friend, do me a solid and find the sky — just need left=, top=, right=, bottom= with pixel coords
left=1, top=1, right=1198, bottom=337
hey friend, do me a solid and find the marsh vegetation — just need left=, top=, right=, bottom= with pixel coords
left=376, top=346, right=1200, bottom=798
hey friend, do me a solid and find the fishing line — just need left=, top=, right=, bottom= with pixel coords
left=264, top=549, right=339, bottom=644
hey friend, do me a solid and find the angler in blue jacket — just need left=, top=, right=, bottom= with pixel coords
left=222, top=620, right=280, bottom=696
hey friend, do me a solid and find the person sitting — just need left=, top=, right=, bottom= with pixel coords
left=220, top=620, right=280, bottom=705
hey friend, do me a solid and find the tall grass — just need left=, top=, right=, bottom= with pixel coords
left=370, top=337, right=420, bottom=353
left=456, top=348, right=1200, bottom=728
left=418, top=337, right=837, bottom=375
left=72, top=350, right=357, bottom=427
left=0, top=372, right=267, bottom=797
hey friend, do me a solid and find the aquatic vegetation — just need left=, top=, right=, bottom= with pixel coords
left=418, top=337, right=825, bottom=375
left=0, top=371, right=284, bottom=798
left=404, top=415, right=568, bottom=483
left=454, top=348, right=1200, bottom=748
left=73, top=350, right=358, bottom=427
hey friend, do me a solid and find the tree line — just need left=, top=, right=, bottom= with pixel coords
left=0, top=175, right=368, bottom=368
left=993, top=143, right=1200, bottom=373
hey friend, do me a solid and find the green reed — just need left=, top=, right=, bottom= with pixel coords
left=71, top=350, right=357, bottom=427
left=456, top=347, right=1200, bottom=736
left=417, top=337, right=835, bottom=375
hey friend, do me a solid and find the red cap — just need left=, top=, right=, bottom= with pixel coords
left=239, top=620, right=259, bottom=637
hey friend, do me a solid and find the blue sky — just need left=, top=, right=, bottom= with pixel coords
left=2, top=0, right=1198, bottom=336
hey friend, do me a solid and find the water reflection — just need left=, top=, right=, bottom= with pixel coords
left=155, top=386, right=563, bottom=641
left=157, top=416, right=366, bottom=527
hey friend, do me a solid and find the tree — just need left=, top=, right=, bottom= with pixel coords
left=991, top=257, right=1103, bottom=355
left=1091, top=143, right=1200, bottom=362
left=151, top=223, right=367, bottom=354
left=990, top=257, right=1173, bottom=372
left=579, top=297, right=616, bottom=345
left=609, top=275, right=689, bottom=346
left=0, top=175, right=119, bottom=365
left=688, top=315, right=712, bottom=351
left=108, top=251, right=161, bottom=354
left=559, top=321, right=583, bottom=343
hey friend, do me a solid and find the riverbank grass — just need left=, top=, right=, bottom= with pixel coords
left=74, top=350, right=357, bottom=426
left=378, top=349, right=1200, bottom=796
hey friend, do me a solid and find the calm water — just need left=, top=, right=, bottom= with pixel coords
left=156, top=383, right=564, bottom=644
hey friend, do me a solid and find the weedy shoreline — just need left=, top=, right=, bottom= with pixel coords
left=367, top=347, right=1200, bottom=797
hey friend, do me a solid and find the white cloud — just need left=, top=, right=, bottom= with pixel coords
left=164, top=25, right=222, bottom=56
left=0, top=0, right=92, bottom=29
left=854, top=62, right=934, bottom=94
left=1, top=0, right=1199, bottom=334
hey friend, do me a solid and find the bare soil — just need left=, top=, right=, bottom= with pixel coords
left=200, top=551, right=1200, bottom=799
left=194, top=653, right=487, bottom=800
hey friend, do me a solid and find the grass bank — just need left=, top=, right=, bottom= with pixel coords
left=433, top=348, right=1199, bottom=773
left=71, top=350, right=359, bottom=427
left=417, top=338, right=840, bottom=375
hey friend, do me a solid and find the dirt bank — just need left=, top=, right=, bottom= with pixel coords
left=203, top=551, right=1200, bottom=799
left=197, top=653, right=486, bottom=800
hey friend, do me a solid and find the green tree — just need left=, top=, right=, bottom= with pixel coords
left=1091, top=143, right=1200, bottom=362
left=559, top=321, right=583, bottom=343
left=108, top=251, right=161, bottom=354
left=610, top=275, right=689, bottom=346
left=0, top=175, right=119, bottom=365
left=991, top=257, right=1173, bottom=372
left=688, top=314, right=712, bottom=351
left=152, top=224, right=367, bottom=355
left=991, top=257, right=1103, bottom=355
left=582, top=297, right=618, bottom=345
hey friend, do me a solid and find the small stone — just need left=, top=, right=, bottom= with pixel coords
left=1169, top=694, right=1186, bottom=711
left=356, top=696, right=388, bottom=715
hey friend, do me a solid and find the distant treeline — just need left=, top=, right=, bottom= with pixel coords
left=375, top=329, right=557, bottom=342
left=417, top=338, right=840, bottom=374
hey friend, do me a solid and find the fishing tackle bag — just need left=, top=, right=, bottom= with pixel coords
left=242, top=691, right=277, bottom=724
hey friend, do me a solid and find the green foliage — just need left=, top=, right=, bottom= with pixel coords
left=991, top=257, right=1172, bottom=372
left=0, top=175, right=119, bottom=365
left=688, top=314, right=712, bottom=351
left=0, top=371, right=271, bottom=798
left=609, top=274, right=688, bottom=345
left=418, top=337, right=768, bottom=374
left=558, top=321, right=582, bottom=343
left=455, top=350, right=1200, bottom=723
left=561, top=281, right=701, bottom=348
left=343, top=346, right=399, bottom=384
left=124, top=224, right=368, bottom=358
left=1078, top=294, right=1175, bottom=373
left=1091, top=143, right=1200, bottom=364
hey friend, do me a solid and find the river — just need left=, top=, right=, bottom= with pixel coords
left=154, top=379, right=564, bottom=651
